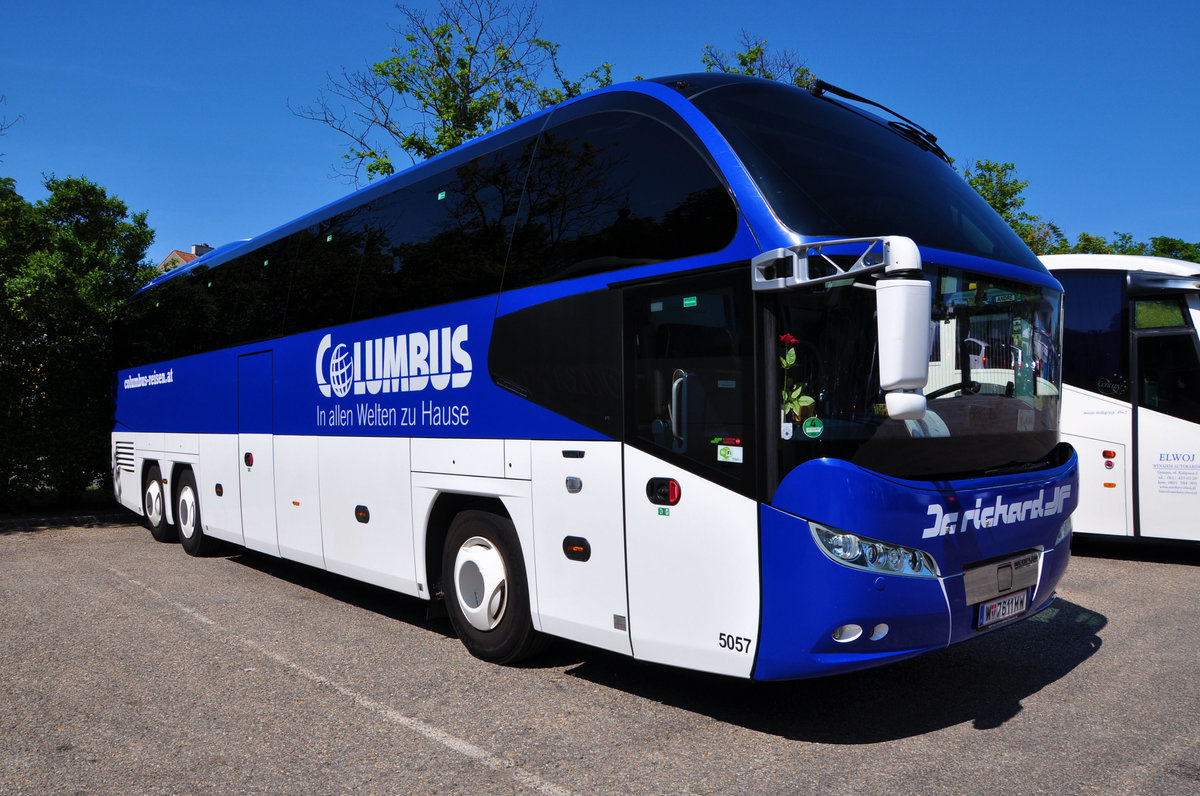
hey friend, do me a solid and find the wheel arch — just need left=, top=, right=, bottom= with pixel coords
left=168, top=460, right=197, bottom=525
left=139, top=458, right=162, bottom=518
left=424, top=493, right=513, bottom=600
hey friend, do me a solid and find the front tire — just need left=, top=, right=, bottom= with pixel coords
left=142, top=464, right=175, bottom=543
left=176, top=469, right=215, bottom=556
left=441, top=510, right=543, bottom=664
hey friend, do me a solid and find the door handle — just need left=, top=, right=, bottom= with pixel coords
left=646, top=478, right=681, bottom=506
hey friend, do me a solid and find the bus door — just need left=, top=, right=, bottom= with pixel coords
left=238, top=351, right=280, bottom=556
left=1132, top=303, right=1200, bottom=541
left=621, top=275, right=761, bottom=678
left=530, top=440, right=630, bottom=655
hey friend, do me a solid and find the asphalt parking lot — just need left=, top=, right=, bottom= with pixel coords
left=1, top=516, right=1197, bottom=795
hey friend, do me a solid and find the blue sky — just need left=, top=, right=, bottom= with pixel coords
left=3, top=0, right=1198, bottom=266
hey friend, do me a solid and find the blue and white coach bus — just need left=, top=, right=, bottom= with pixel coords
left=113, top=74, right=1077, bottom=680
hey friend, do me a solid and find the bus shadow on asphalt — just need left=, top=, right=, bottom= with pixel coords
left=226, top=548, right=458, bottom=640
left=1071, top=534, right=1200, bottom=566
left=558, top=598, right=1106, bottom=743
left=0, top=510, right=130, bottom=535
left=222, top=545, right=1106, bottom=743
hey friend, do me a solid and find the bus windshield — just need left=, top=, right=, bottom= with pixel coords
left=771, top=264, right=1064, bottom=483
left=691, top=81, right=1044, bottom=271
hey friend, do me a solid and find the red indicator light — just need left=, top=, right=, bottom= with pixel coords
left=668, top=479, right=681, bottom=505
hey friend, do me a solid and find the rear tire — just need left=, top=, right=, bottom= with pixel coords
left=176, top=469, right=215, bottom=556
left=441, top=510, right=544, bottom=664
left=142, top=464, right=175, bottom=543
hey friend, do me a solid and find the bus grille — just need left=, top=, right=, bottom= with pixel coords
left=114, top=441, right=136, bottom=473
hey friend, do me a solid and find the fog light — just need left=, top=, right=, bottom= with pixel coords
left=870, top=623, right=889, bottom=641
left=832, top=624, right=863, bottom=643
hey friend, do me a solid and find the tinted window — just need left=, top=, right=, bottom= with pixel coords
left=503, top=108, right=736, bottom=288
left=489, top=289, right=622, bottom=437
left=1138, top=334, right=1200, bottom=423
left=119, top=134, right=539, bottom=370
left=283, top=220, right=358, bottom=334
left=691, top=81, right=1044, bottom=270
left=120, top=286, right=174, bottom=368
left=1057, top=270, right=1130, bottom=399
left=352, top=136, right=535, bottom=321
left=121, top=262, right=229, bottom=367
left=625, top=272, right=754, bottom=493
left=229, top=237, right=291, bottom=346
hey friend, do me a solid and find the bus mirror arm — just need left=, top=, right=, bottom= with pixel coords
left=751, top=235, right=922, bottom=292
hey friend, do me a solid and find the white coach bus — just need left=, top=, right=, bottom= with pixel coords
left=1043, top=253, right=1200, bottom=541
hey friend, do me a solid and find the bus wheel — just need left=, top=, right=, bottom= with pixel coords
left=442, top=510, right=543, bottom=664
left=176, top=469, right=215, bottom=556
left=142, top=464, right=176, bottom=543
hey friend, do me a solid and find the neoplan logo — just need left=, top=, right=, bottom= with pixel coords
left=316, top=325, right=471, bottom=398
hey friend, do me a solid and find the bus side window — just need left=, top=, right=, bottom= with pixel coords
left=229, top=237, right=291, bottom=347
left=489, top=289, right=622, bottom=438
left=283, top=221, right=358, bottom=335
left=626, top=279, right=753, bottom=491
left=1138, top=334, right=1200, bottom=423
left=504, top=101, right=737, bottom=290
left=352, top=135, right=535, bottom=323
left=1057, top=270, right=1130, bottom=399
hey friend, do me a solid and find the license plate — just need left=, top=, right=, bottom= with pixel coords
left=978, top=589, right=1028, bottom=628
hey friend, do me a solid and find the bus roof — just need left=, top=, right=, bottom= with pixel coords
left=1040, top=253, right=1200, bottom=279
left=141, top=72, right=1047, bottom=296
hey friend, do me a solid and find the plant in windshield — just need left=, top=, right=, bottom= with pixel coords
left=779, top=333, right=815, bottom=419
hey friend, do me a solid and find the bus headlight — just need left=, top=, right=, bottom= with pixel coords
left=1055, top=516, right=1073, bottom=546
left=811, top=521, right=940, bottom=578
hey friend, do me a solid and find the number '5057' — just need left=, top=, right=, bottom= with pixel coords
left=718, top=633, right=752, bottom=653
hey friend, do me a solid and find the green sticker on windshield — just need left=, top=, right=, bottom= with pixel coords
left=802, top=417, right=824, bottom=439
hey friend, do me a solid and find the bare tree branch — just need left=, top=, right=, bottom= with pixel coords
left=702, top=31, right=814, bottom=88
left=0, top=94, right=22, bottom=162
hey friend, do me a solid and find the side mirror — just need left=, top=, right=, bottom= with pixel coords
left=876, top=268, right=930, bottom=420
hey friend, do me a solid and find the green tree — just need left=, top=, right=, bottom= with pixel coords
left=0, top=175, right=156, bottom=508
left=1146, top=236, right=1200, bottom=263
left=701, top=31, right=814, bottom=88
left=958, top=161, right=1200, bottom=263
left=291, top=0, right=611, bottom=182
left=960, top=159, right=1067, bottom=254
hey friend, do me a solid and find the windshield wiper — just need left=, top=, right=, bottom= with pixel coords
left=810, top=79, right=952, bottom=163
left=926, top=380, right=981, bottom=400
